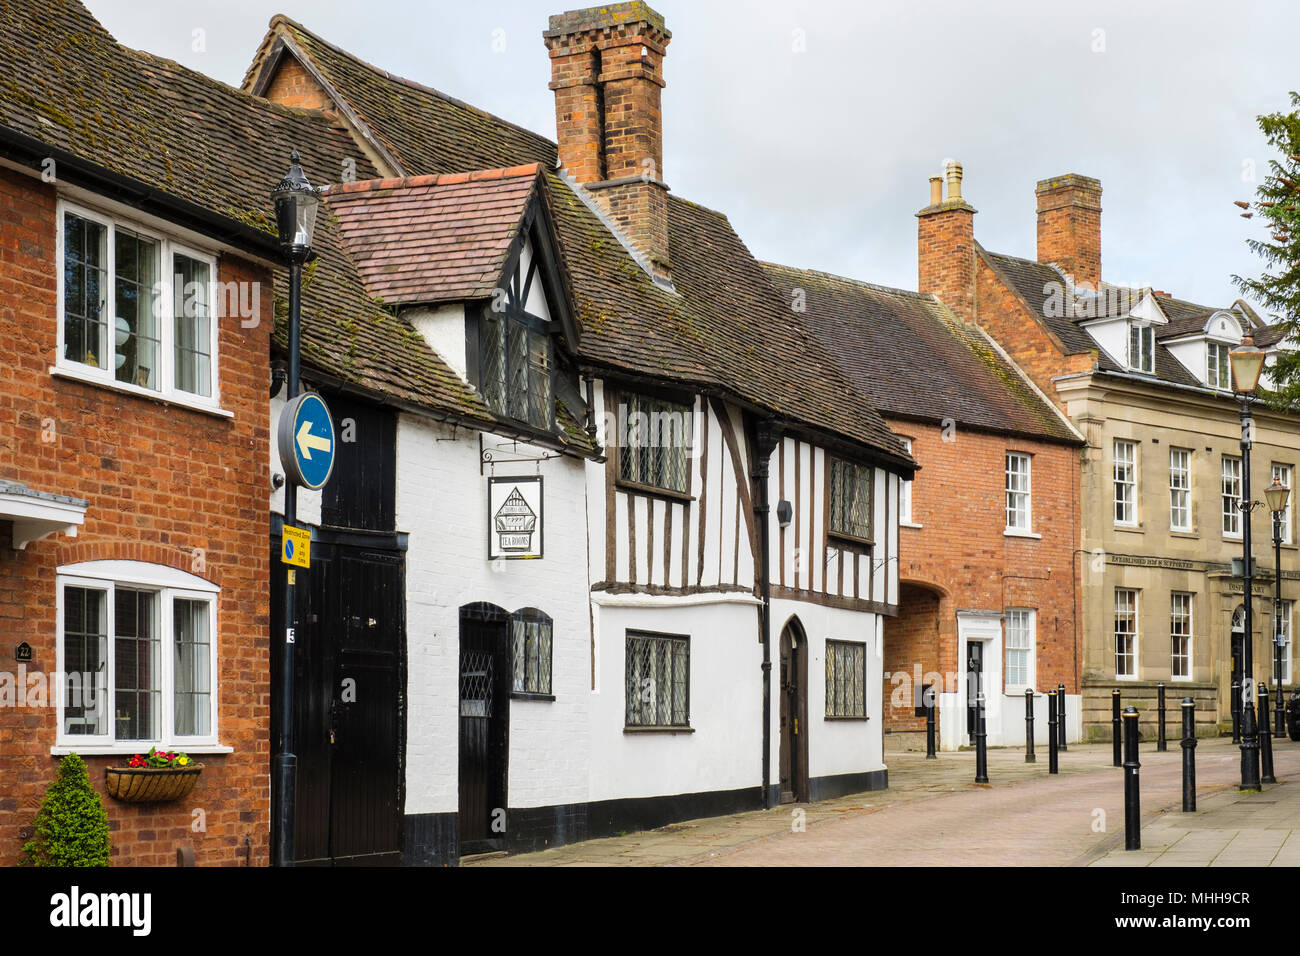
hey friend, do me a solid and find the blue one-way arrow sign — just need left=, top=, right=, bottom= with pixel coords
left=277, top=393, right=336, bottom=490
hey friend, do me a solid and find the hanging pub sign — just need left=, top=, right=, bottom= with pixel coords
left=488, top=475, right=543, bottom=560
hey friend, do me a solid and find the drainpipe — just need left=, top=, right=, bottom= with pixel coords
left=753, top=421, right=781, bottom=809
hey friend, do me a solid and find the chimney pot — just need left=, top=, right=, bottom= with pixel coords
left=929, top=176, right=943, bottom=206
left=945, top=161, right=963, bottom=203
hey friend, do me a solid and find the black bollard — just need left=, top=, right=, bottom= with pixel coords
left=1181, top=697, right=1196, bottom=812
left=1047, top=690, right=1059, bottom=774
left=925, top=682, right=937, bottom=759
left=1231, top=679, right=1242, bottom=743
left=1024, top=688, right=1036, bottom=763
left=1112, top=688, right=1122, bottom=768
left=1057, top=682, right=1068, bottom=751
left=974, top=692, right=989, bottom=783
left=1157, top=682, right=1167, bottom=752
left=1260, top=682, right=1276, bottom=785
left=1123, top=706, right=1141, bottom=850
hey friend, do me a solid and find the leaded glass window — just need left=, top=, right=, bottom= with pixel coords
left=825, top=640, right=866, bottom=717
left=619, top=392, right=690, bottom=493
left=510, top=608, right=553, bottom=696
left=830, top=458, right=873, bottom=542
left=625, top=632, right=689, bottom=727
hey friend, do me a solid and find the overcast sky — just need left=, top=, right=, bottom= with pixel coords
left=84, top=0, right=1300, bottom=315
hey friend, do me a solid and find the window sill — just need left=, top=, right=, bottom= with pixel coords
left=900, top=521, right=923, bottom=529
left=623, top=726, right=695, bottom=735
left=51, top=365, right=232, bottom=419
left=50, top=742, right=234, bottom=757
left=1114, top=674, right=1139, bottom=682
left=614, top=478, right=694, bottom=504
left=829, top=530, right=874, bottom=550
left=1113, top=524, right=1143, bottom=534
left=1170, top=529, right=1197, bottom=539
left=824, top=715, right=870, bottom=722
left=1003, top=529, right=1042, bottom=540
left=510, top=691, right=555, bottom=702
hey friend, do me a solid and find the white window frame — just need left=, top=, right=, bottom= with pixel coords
left=1169, top=448, right=1191, bottom=532
left=1207, top=342, right=1231, bottom=390
left=1113, top=439, right=1137, bottom=527
left=1276, top=600, right=1293, bottom=685
left=1170, top=591, right=1193, bottom=681
left=1005, top=452, right=1032, bottom=534
left=1004, top=608, right=1036, bottom=693
left=899, top=438, right=918, bottom=526
left=1115, top=588, right=1139, bottom=680
left=1272, top=463, right=1293, bottom=546
left=1128, top=322, right=1155, bottom=374
left=54, top=560, right=225, bottom=754
left=1222, top=455, right=1243, bottom=539
left=55, top=199, right=223, bottom=414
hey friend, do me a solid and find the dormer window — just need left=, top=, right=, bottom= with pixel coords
left=1207, top=342, right=1231, bottom=390
left=480, top=306, right=553, bottom=430
left=1128, top=322, right=1154, bottom=373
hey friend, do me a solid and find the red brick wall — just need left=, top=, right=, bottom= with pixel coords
left=1035, top=175, right=1102, bottom=291
left=0, top=165, right=270, bottom=867
left=974, top=256, right=1095, bottom=412
left=263, top=55, right=332, bottom=113
left=885, top=419, right=1081, bottom=703
left=882, top=583, right=945, bottom=733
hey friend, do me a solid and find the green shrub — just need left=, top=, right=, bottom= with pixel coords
left=20, top=753, right=111, bottom=867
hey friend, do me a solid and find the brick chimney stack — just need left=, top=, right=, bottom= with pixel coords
left=544, top=3, right=672, bottom=283
left=1036, top=174, right=1102, bottom=292
left=917, top=160, right=978, bottom=323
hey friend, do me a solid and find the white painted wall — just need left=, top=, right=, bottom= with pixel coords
left=407, top=303, right=469, bottom=383
left=770, top=597, right=886, bottom=782
left=586, top=595, right=763, bottom=802
left=397, top=413, right=594, bottom=815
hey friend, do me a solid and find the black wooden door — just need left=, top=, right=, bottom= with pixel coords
left=778, top=622, right=807, bottom=804
left=272, top=538, right=405, bottom=866
left=458, top=604, right=510, bottom=856
left=966, top=641, right=984, bottom=740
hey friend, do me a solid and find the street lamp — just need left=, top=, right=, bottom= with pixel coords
left=271, top=150, right=319, bottom=866
left=1230, top=329, right=1266, bottom=791
left=1266, top=476, right=1290, bottom=740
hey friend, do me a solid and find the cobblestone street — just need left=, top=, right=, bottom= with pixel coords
left=467, top=738, right=1300, bottom=866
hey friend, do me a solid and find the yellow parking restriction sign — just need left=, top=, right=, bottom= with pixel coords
left=282, top=525, right=310, bottom=568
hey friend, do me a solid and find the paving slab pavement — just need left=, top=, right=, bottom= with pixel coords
left=467, top=737, right=1299, bottom=866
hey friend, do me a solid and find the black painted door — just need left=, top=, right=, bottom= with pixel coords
left=966, top=641, right=984, bottom=741
left=458, top=604, right=510, bottom=856
left=273, top=540, right=405, bottom=866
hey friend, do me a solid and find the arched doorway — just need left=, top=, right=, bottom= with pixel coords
left=459, top=602, right=511, bottom=856
left=778, top=617, right=809, bottom=804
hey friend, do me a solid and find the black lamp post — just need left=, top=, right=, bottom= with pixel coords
left=1230, top=329, right=1267, bottom=791
left=271, top=150, right=320, bottom=867
left=1266, top=476, right=1291, bottom=739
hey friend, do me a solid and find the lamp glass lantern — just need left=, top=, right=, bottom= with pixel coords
left=1265, top=477, right=1291, bottom=516
left=272, top=150, right=320, bottom=259
left=1229, top=334, right=1267, bottom=395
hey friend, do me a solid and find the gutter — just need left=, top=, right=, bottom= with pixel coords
left=0, top=125, right=281, bottom=263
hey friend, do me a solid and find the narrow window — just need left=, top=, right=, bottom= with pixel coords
left=1005, top=452, right=1031, bottom=532
left=1169, top=448, right=1191, bottom=532
left=1005, top=609, right=1036, bottom=691
left=173, top=252, right=213, bottom=398
left=1208, top=342, right=1230, bottom=389
left=1115, top=588, right=1138, bottom=678
left=63, top=212, right=109, bottom=369
left=900, top=438, right=914, bottom=523
left=1128, top=323, right=1154, bottom=373
left=1170, top=592, right=1192, bottom=680
left=1272, top=463, right=1293, bottom=545
left=1113, top=440, right=1137, bottom=525
left=510, top=608, right=553, bottom=696
left=1222, top=456, right=1242, bottom=537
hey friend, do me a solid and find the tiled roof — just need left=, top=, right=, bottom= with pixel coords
left=324, top=165, right=542, bottom=307
left=0, top=0, right=510, bottom=431
left=762, top=264, right=1080, bottom=445
left=244, top=16, right=912, bottom=467
left=979, top=248, right=1202, bottom=387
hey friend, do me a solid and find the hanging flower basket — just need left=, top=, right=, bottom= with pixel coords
left=105, top=749, right=203, bottom=804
